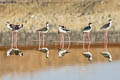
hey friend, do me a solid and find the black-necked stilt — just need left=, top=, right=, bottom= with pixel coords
left=58, top=48, right=70, bottom=58
left=36, top=22, right=49, bottom=49
left=83, top=52, right=92, bottom=61
left=58, top=25, right=71, bottom=49
left=6, top=22, right=23, bottom=49
left=82, top=23, right=92, bottom=51
left=100, top=19, right=112, bottom=51
left=101, top=52, right=112, bottom=62
left=6, top=48, right=23, bottom=56
left=39, top=48, right=49, bottom=58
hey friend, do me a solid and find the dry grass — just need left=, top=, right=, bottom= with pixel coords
left=0, top=0, right=120, bottom=32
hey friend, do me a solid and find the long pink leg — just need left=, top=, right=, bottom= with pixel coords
left=38, top=32, right=41, bottom=50
left=13, top=32, right=16, bottom=48
left=15, top=32, right=18, bottom=49
left=82, top=32, right=85, bottom=51
left=105, top=30, right=108, bottom=51
left=60, top=34, right=62, bottom=48
left=67, top=33, right=71, bottom=49
left=11, top=32, right=14, bottom=48
left=88, top=32, right=91, bottom=51
left=42, top=34, right=45, bottom=48
left=62, top=34, right=64, bottom=49
left=104, top=30, right=106, bottom=51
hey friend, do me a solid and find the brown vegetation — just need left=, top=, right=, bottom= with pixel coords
left=0, top=0, right=120, bottom=32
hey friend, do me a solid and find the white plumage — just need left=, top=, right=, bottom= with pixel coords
left=39, top=48, right=49, bottom=58
left=58, top=48, right=70, bottom=57
left=58, top=25, right=71, bottom=34
left=6, top=48, right=23, bottom=56
left=100, top=19, right=112, bottom=30
left=82, top=23, right=92, bottom=33
left=36, top=22, right=49, bottom=33
left=6, top=22, right=23, bottom=32
left=101, top=52, right=112, bottom=62
left=83, top=52, right=92, bottom=61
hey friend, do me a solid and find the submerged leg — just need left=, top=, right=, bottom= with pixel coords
left=15, top=32, right=18, bottom=49
left=82, top=32, right=85, bottom=51
left=88, top=32, right=91, bottom=51
left=42, top=34, right=45, bottom=48
left=13, top=32, right=16, bottom=48
left=11, top=32, right=14, bottom=48
left=104, top=30, right=108, bottom=51
left=62, top=34, right=64, bottom=49
left=38, top=32, right=41, bottom=50
left=105, top=30, right=108, bottom=51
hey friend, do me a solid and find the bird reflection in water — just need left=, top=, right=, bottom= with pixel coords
left=58, top=48, right=70, bottom=58
left=6, top=48, right=23, bottom=56
left=82, top=23, right=93, bottom=61
left=39, top=48, right=49, bottom=59
left=100, top=19, right=112, bottom=62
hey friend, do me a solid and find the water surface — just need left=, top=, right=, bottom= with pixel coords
left=0, top=46, right=120, bottom=80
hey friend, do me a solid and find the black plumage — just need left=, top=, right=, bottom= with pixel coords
left=82, top=26, right=91, bottom=31
left=36, top=27, right=48, bottom=32
left=100, top=23, right=110, bottom=29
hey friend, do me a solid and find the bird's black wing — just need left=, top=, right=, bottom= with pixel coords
left=37, top=27, right=47, bottom=31
left=40, top=49, right=47, bottom=53
left=14, top=25, right=21, bottom=30
left=100, top=23, right=110, bottom=29
left=62, top=27, right=70, bottom=32
left=83, top=53, right=90, bottom=57
left=82, top=26, right=91, bottom=31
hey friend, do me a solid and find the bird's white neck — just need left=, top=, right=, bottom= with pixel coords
left=89, top=24, right=92, bottom=27
left=6, top=23, right=12, bottom=30
left=46, top=24, right=49, bottom=29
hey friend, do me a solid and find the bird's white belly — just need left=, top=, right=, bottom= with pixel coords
left=41, top=30, right=48, bottom=33
left=83, top=29, right=91, bottom=33
left=59, top=29, right=67, bottom=33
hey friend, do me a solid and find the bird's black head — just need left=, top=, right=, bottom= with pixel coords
left=89, top=23, right=92, bottom=25
left=6, top=22, right=10, bottom=25
left=109, top=19, right=112, bottom=23
left=88, top=23, right=92, bottom=27
left=109, top=19, right=112, bottom=21
left=46, top=22, right=49, bottom=24
left=6, top=22, right=10, bottom=24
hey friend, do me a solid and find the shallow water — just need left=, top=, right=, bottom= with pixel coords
left=0, top=46, right=120, bottom=80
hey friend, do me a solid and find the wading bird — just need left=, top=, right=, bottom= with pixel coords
left=58, top=25, right=71, bottom=49
left=100, top=19, right=112, bottom=51
left=39, top=48, right=49, bottom=58
left=83, top=52, right=92, bottom=61
left=6, top=22, right=23, bottom=49
left=82, top=23, right=92, bottom=51
left=36, top=22, right=49, bottom=50
left=6, top=48, right=23, bottom=56
left=101, top=52, right=112, bottom=62
left=58, top=48, right=70, bottom=58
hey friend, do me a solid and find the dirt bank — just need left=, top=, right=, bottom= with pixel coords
left=0, top=0, right=120, bottom=32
